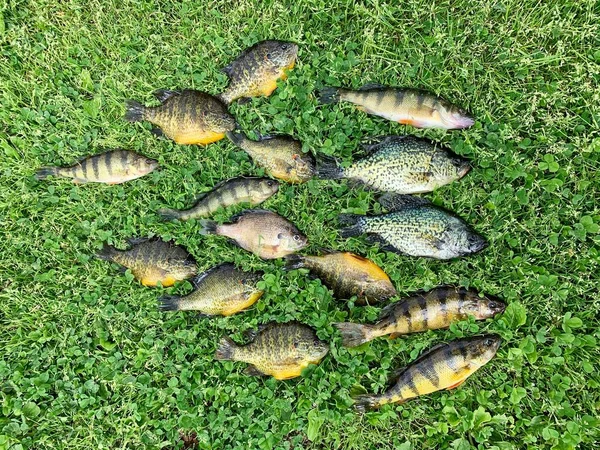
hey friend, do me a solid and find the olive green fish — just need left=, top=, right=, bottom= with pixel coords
left=319, top=85, right=474, bottom=130
left=218, top=40, right=298, bottom=104
left=335, top=286, right=506, bottom=347
left=215, top=321, right=329, bottom=380
left=227, top=132, right=316, bottom=184
left=200, top=209, right=308, bottom=259
left=124, top=89, right=236, bottom=145
left=339, top=194, right=487, bottom=260
left=285, top=250, right=396, bottom=305
left=353, top=335, right=501, bottom=411
left=158, top=177, right=279, bottom=221
left=318, top=136, right=471, bottom=194
left=159, top=263, right=264, bottom=316
left=35, top=150, right=158, bottom=184
left=97, top=238, right=197, bottom=287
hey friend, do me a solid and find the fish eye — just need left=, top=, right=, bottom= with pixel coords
left=145, top=158, right=155, bottom=164
left=277, top=232, right=284, bottom=240
left=267, top=180, right=274, bottom=187
left=266, top=52, right=272, bottom=59
left=484, top=338, right=495, bottom=347
left=293, top=234, right=301, bottom=241
left=489, top=301, right=498, bottom=309
left=281, top=44, right=289, bottom=50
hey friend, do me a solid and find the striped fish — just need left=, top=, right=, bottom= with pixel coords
left=319, top=85, right=474, bottom=130
left=335, top=286, right=505, bottom=347
left=354, top=335, right=501, bottom=411
left=157, top=177, right=279, bottom=221
left=35, top=150, right=157, bottom=184
left=124, top=89, right=236, bottom=145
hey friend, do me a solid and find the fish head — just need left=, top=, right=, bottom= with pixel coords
left=442, top=222, right=487, bottom=258
left=439, top=102, right=475, bottom=129
left=251, top=178, right=280, bottom=202
left=430, top=153, right=471, bottom=184
left=451, top=156, right=472, bottom=179
left=242, top=271, right=264, bottom=289
left=459, top=291, right=506, bottom=319
left=206, top=111, right=237, bottom=133
left=297, top=335, right=329, bottom=363
left=468, top=335, right=502, bottom=364
left=290, top=154, right=316, bottom=182
left=133, top=155, right=159, bottom=175
left=168, top=256, right=198, bottom=280
left=277, top=225, right=308, bottom=253
left=262, top=40, right=299, bottom=71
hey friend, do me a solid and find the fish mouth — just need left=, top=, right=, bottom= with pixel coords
left=459, top=162, right=472, bottom=178
left=450, top=114, right=475, bottom=129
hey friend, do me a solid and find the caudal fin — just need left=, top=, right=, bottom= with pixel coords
left=157, top=208, right=183, bottom=221
left=338, top=214, right=363, bottom=238
left=214, top=336, right=238, bottom=361
left=318, top=87, right=341, bottom=104
left=317, top=156, right=344, bottom=180
left=35, top=167, right=58, bottom=180
left=334, top=322, right=373, bottom=347
left=158, top=295, right=181, bottom=311
left=96, top=243, right=117, bottom=261
left=124, top=100, right=146, bottom=122
left=353, top=394, right=379, bottom=412
left=226, top=131, right=248, bottom=147
left=199, top=220, right=218, bottom=235
left=283, top=254, right=306, bottom=271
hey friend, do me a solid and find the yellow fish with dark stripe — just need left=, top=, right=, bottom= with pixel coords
left=218, top=40, right=298, bottom=104
left=353, top=335, right=501, bottom=411
left=35, top=150, right=157, bottom=184
left=319, top=85, right=474, bottom=130
left=97, top=238, right=197, bottom=287
left=215, top=321, right=329, bottom=380
left=159, top=263, right=263, bottom=316
left=335, top=287, right=505, bottom=347
left=124, top=89, right=236, bottom=145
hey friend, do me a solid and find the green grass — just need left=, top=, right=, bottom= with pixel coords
left=1, top=0, right=599, bottom=448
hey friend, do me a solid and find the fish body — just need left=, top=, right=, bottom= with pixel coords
left=200, top=209, right=307, bottom=259
left=339, top=195, right=487, bottom=260
left=319, top=86, right=474, bottom=130
left=318, top=136, right=470, bottom=194
left=35, top=150, right=158, bottom=184
left=285, top=250, right=396, bottom=305
left=124, top=89, right=236, bottom=145
left=354, top=335, right=501, bottom=410
left=159, top=263, right=263, bottom=316
left=219, top=40, right=298, bottom=104
left=215, top=321, right=329, bottom=380
left=335, top=287, right=506, bottom=347
left=227, top=132, right=315, bottom=183
left=158, top=177, right=279, bottom=221
left=97, top=238, right=197, bottom=287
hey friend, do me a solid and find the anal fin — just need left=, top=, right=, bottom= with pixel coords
left=245, top=365, right=266, bottom=377
left=446, top=378, right=467, bottom=390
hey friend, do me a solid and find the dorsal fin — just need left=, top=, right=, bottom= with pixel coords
left=126, top=236, right=153, bottom=246
left=378, top=193, right=431, bottom=211
left=359, top=83, right=387, bottom=91
left=229, top=209, right=273, bottom=223
left=222, top=63, right=234, bottom=76
left=191, top=263, right=236, bottom=287
left=361, top=135, right=414, bottom=153
left=153, top=89, right=180, bottom=103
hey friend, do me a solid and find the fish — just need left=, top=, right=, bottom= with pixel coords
left=318, top=85, right=474, bottom=130
left=353, top=335, right=501, bottom=411
left=124, top=89, right=236, bottom=145
left=214, top=321, right=329, bottom=380
left=338, top=194, right=487, bottom=260
left=335, top=286, right=506, bottom=347
left=218, top=40, right=299, bottom=105
left=35, top=150, right=158, bottom=185
left=317, top=136, right=471, bottom=194
left=226, top=131, right=316, bottom=184
left=200, top=209, right=307, bottom=259
left=284, top=250, right=396, bottom=305
left=157, top=177, right=279, bottom=221
left=159, top=263, right=264, bottom=316
left=97, top=238, right=197, bottom=287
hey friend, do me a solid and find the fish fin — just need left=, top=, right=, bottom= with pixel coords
left=124, top=100, right=146, bottom=122
left=318, top=87, right=341, bottom=104
left=199, top=220, right=218, bottom=235
left=153, top=89, right=179, bottom=103
left=283, top=254, right=306, bottom=271
left=96, top=242, right=117, bottom=261
left=226, top=131, right=248, bottom=147
left=363, top=235, right=398, bottom=253
left=378, top=193, right=431, bottom=211
left=359, top=83, right=386, bottom=90
left=334, top=322, right=373, bottom=347
left=222, top=63, right=234, bottom=76
left=361, top=135, right=409, bottom=153
left=446, top=379, right=467, bottom=390
left=317, top=155, right=344, bottom=180
left=388, top=333, right=402, bottom=339
left=338, top=214, right=361, bottom=226
left=243, top=322, right=272, bottom=343
left=156, top=208, right=182, bottom=221
left=34, top=167, right=58, bottom=180
left=237, top=97, right=251, bottom=105
left=214, top=336, right=238, bottom=361
left=229, top=209, right=270, bottom=224
left=126, top=237, right=152, bottom=246
left=158, top=295, right=181, bottom=311
left=377, top=301, right=401, bottom=321
left=353, top=394, right=379, bottom=412
left=338, top=214, right=363, bottom=239
left=191, top=263, right=235, bottom=287
left=150, top=127, right=164, bottom=138
left=245, top=365, right=266, bottom=377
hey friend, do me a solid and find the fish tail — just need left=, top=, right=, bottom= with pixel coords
left=226, top=131, right=247, bottom=147
left=334, top=322, right=373, bottom=347
left=35, top=167, right=58, bottom=180
left=157, top=208, right=183, bottom=221
left=318, top=87, right=341, bottom=104
left=214, top=336, right=237, bottom=361
left=124, top=100, right=146, bottom=122
left=283, top=254, right=306, bottom=271
left=317, top=156, right=344, bottom=179
left=96, top=243, right=117, bottom=261
left=158, top=295, right=182, bottom=311
left=199, top=220, right=218, bottom=235
left=338, top=214, right=363, bottom=238
left=353, top=394, right=379, bottom=412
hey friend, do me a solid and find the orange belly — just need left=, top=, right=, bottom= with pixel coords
left=173, top=130, right=226, bottom=145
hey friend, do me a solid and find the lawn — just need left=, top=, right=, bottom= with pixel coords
left=1, top=0, right=599, bottom=448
